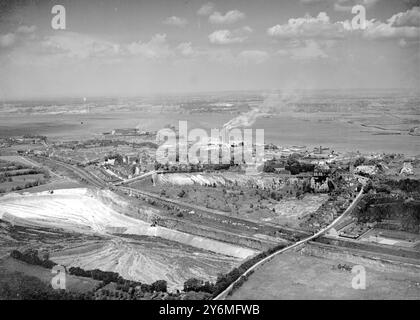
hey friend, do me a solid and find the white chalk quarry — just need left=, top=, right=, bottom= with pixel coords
left=0, top=188, right=256, bottom=259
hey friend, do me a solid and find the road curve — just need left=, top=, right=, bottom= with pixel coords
left=213, top=187, right=365, bottom=300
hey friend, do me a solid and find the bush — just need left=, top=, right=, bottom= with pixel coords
left=10, top=249, right=57, bottom=269
left=183, top=278, right=215, bottom=294
left=151, top=280, right=167, bottom=292
left=353, top=157, right=366, bottom=167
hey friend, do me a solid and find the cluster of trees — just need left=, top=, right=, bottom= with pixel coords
left=10, top=249, right=56, bottom=269
left=263, top=159, right=286, bottom=173
left=183, top=278, right=215, bottom=294
left=264, top=155, right=316, bottom=175
left=0, top=163, right=27, bottom=171
left=353, top=193, right=420, bottom=233
left=136, top=142, right=158, bottom=149
left=0, top=167, right=50, bottom=192
left=8, top=179, right=47, bottom=192
left=69, top=266, right=124, bottom=285
left=353, top=156, right=390, bottom=168
left=70, top=267, right=167, bottom=292
left=385, top=178, right=420, bottom=193
left=285, top=157, right=315, bottom=175
left=22, top=134, right=47, bottom=142
left=0, top=176, right=12, bottom=183
left=0, top=168, right=46, bottom=177
left=23, top=179, right=46, bottom=189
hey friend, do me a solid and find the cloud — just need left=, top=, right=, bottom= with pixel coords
left=278, top=40, right=328, bottom=60
left=177, top=42, right=196, bottom=57
left=127, top=33, right=173, bottom=59
left=238, top=50, right=269, bottom=64
left=42, top=32, right=120, bottom=59
left=0, top=25, right=37, bottom=49
left=300, top=0, right=382, bottom=11
left=209, top=10, right=246, bottom=24
left=268, top=12, right=350, bottom=39
left=333, top=0, right=382, bottom=12
left=0, top=33, right=16, bottom=48
left=389, top=6, right=420, bottom=27
left=16, top=25, right=37, bottom=33
left=197, top=2, right=215, bottom=16
left=163, top=16, right=188, bottom=27
left=241, top=26, right=253, bottom=33
left=208, top=27, right=251, bottom=44
left=300, top=0, right=324, bottom=3
left=363, top=20, right=420, bottom=39
left=363, top=8, right=420, bottom=39
left=268, top=9, right=420, bottom=42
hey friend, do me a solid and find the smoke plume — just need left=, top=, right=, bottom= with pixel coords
left=223, top=90, right=298, bottom=131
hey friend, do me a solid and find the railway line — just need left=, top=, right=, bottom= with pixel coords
left=38, top=157, right=106, bottom=189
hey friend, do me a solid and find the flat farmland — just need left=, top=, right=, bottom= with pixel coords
left=0, top=156, right=40, bottom=168
left=0, top=159, right=49, bottom=193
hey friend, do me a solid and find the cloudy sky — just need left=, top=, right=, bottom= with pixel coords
left=0, top=0, right=419, bottom=100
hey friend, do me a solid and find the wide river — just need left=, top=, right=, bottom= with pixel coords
left=0, top=111, right=418, bottom=156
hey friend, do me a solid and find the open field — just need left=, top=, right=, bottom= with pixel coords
left=0, top=158, right=50, bottom=193
left=0, top=174, right=45, bottom=191
left=360, top=228, right=420, bottom=249
left=228, top=243, right=420, bottom=300
left=0, top=156, right=41, bottom=168
left=12, top=178, right=83, bottom=194
left=0, top=257, right=100, bottom=293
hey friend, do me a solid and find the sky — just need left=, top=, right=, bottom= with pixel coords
left=0, top=0, right=419, bottom=100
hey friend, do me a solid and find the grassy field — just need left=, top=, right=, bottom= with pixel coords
left=13, top=178, right=83, bottom=194
left=0, top=156, right=40, bottom=167
left=228, top=246, right=420, bottom=300
left=0, top=257, right=100, bottom=293
left=0, top=158, right=49, bottom=193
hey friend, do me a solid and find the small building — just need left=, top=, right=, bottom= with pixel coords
left=103, top=158, right=116, bottom=166
left=355, top=165, right=378, bottom=176
left=400, top=162, right=414, bottom=176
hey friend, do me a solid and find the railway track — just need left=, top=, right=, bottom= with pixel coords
left=117, top=185, right=305, bottom=240
left=40, top=158, right=106, bottom=188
